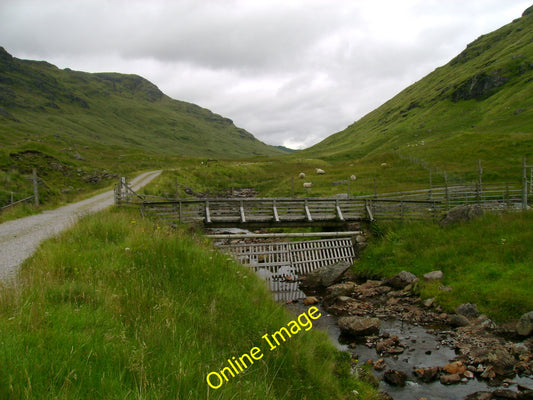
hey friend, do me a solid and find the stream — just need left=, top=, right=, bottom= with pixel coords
left=209, top=229, right=533, bottom=399
left=268, top=273, right=532, bottom=400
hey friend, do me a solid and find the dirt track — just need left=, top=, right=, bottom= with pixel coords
left=0, top=170, right=161, bottom=283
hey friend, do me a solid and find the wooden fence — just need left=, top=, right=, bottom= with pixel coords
left=0, top=195, right=34, bottom=213
left=117, top=178, right=529, bottom=225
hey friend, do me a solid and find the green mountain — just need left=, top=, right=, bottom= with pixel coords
left=0, top=47, right=283, bottom=205
left=0, top=46, right=283, bottom=160
left=303, top=6, right=533, bottom=181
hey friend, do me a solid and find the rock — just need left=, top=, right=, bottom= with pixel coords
left=456, top=303, right=481, bottom=319
left=464, top=370, right=475, bottom=379
left=373, top=358, right=387, bottom=371
left=440, top=204, right=483, bottom=226
left=377, top=392, right=394, bottom=400
left=72, top=151, right=85, bottom=161
left=444, top=361, right=467, bottom=375
left=325, top=281, right=357, bottom=298
left=423, top=270, right=443, bottom=281
left=376, top=335, right=405, bottom=355
left=355, top=234, right=366, bottom=244
left=465, top=392, right=494, bottom=400
left=386, top=271, right=419, bottom=290
left=481, top=366, right=497, bottom=380
left=488, top=347, right=516, bottom=376
left=413, top=366, right=441, bottom=383
left=517, top=311, right=533, bottom=337
left=303, top=296, right=319, bottom=305
left=448, top=314, right=471, bottom=327
left=440, top=373, right=462, bottom=385
left=423, top=298, right=435, bottom=308
left=492, top=389, right=518, bottom=399
left=439, top=285, right=453, bottom=292
left=299, top=260, right=351, bottom=289
left=383, top=369, right=408, bottom=387
left=338, top=316, right=381, bottom=337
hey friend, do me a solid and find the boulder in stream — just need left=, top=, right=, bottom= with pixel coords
left=338, top=316, right=381, bottom=337
left=383, top=369, right=408, bottom=387
left=386, top=270, right=419, bottom=290
left=456, top=303, right=481, bottom=319
left=299, top=260, right=351, bottom=289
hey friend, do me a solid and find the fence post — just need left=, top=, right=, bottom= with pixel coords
left=428, top=169, right=433, bottom=201
left=444, top=173, right=450, bottom=211
left=400, top=193, right=404, bottom=221
left=476, top=160, right=482, bottom=204
left=32, top=168, right=39, bottom=206
left=523, top=157, right=528, bottom=211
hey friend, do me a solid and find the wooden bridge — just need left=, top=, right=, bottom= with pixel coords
left=137, top=197, right=443, bottom=227
left=116, top=178, right=527, bottom=227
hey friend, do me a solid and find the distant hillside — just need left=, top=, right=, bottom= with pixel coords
left=0, top=47, right=283, bottom=205
left=303, top=6, right=533, bottom=181
left=0, top=47, right=281, bottom=159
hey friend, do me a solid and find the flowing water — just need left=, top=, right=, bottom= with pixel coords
left=209, top=229, right=533, bottom=399
left=282, top=289, right=533, bottom=400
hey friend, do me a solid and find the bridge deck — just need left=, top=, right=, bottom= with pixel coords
left=140, top=197, right=442, bottom=226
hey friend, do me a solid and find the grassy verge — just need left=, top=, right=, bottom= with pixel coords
left=0, top=208, right=377, bottom=399
left=354, top=211, right=533, bottom=322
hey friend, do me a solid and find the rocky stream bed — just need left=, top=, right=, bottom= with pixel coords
left=279, top=264, right=533, bottom=400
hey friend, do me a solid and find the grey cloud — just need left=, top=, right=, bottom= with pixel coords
left=1, top=0, right=531, bottom=149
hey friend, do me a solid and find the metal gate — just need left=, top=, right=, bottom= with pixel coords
left=215, top=237, right=356, bottom=276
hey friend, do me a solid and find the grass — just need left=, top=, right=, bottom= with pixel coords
left=354, top=211, right=533, bottom=322
left=140, top=153, right=477, bottom=201
left=0, top=48, right=282, bottom=160
left=302, top=10, right=533, bottom=180
left=0, top=208, right=378, bottom=399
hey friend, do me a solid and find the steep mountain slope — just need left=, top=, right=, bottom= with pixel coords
left=303, top=6, right=533, bottom=180
left=0, top=47, right=281, bottom=159
left=0, top=47, right=285, bottom=206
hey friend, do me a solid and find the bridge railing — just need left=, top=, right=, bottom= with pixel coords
left=139, top=197, right=440, bottom=224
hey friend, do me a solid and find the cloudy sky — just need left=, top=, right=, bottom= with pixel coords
left=1, top=0, right=530, bottom=149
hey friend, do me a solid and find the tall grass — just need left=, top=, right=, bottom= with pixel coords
left=0, top=208, right=376, bottom=399
left=354, top=211, right=533, bottom=322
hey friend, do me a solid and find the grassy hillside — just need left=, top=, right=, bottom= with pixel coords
left=303, top=6, right=533, bottom=183
left=0, top=47, right=284, bottom=207
left=355, top=212, right=533, bottom=323
left=0, top=208, right=378, bottom=399
left=0, top=47, right=281, bottom=159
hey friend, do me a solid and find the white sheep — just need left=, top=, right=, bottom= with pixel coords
left=350, top=175, right=357, bottom=181
left=299, top=172, right=306, bottom=179
left=316, top=168, right=325, bottom=174
left=303, top=182, right=313, bottom=188
left=380, top=163, right=388, bottom=167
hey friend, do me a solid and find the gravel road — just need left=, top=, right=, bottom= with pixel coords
left=0, top=170, right=161, bottom=283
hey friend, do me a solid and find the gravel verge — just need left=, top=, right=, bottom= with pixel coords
left=0, top=170, right=161, bottom=283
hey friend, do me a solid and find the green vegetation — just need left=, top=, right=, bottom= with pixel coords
left=0, top=46, right=283, bottom=207
left=354, top=212, right=533, bottom=322
left=2, top=8, right=533, bottom=398
left=302, top=7, right=533, bottom=182
left=0, top=208, right=377, bottom=399
left=141, top=154, right=464, bottom=200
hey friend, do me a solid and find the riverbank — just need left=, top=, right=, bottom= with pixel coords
left=355, top=211, right=533, bottom=323
left=0, top=208, right=377, bottom=399
left=296, top=263, right=533, bottom=400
